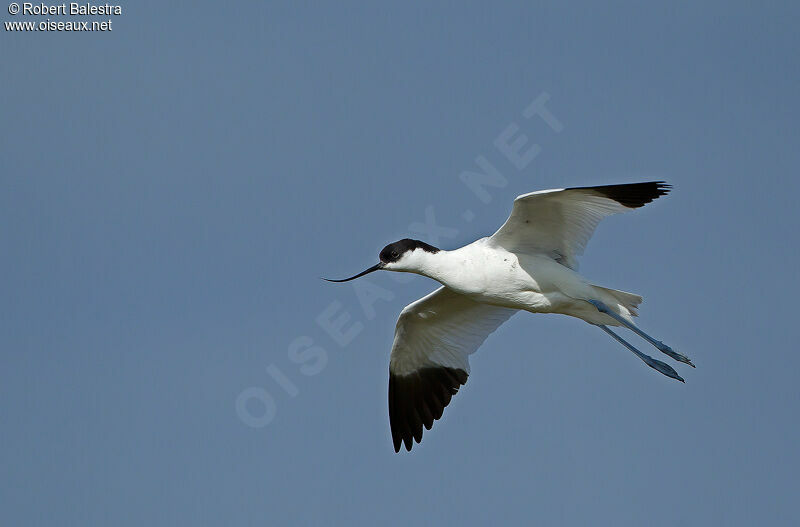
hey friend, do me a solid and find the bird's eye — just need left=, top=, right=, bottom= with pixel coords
left=391, top=251, right=399, bottom=258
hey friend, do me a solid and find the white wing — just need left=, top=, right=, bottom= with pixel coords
left=388, top=286, right=516, bottom=452
left=488, top=182, right=671, bottom=270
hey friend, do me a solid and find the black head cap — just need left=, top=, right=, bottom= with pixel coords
left=379, top=239, right=440, bottom=263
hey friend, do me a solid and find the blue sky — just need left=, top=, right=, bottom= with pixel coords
left=2, top=2, right=799, bottom=525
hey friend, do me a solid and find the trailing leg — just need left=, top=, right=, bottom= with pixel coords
left=588, top=299, right=694, bottom=367
left=598, top=325, right=684, bottom=382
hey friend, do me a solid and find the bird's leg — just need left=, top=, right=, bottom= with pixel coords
left=598, top=325, right=684, bottom=382
left=588, top=299, right=694, bottom=367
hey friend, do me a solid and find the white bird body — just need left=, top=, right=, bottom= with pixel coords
left=399, top=238, right=637, bottom=326
left=326, top=181, right=693, bottom=452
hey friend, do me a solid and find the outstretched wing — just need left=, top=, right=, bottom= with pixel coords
left=388, top=287, right=516, bottom=452
left=488, top=181, right=671, bottom=270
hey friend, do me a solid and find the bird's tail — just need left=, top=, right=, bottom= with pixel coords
left=591, top=286, right=643, bottom=317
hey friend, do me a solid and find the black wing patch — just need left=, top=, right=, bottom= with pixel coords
left=388, top=367, right=468, bottom=452
left=568, top=181, right=671, bottom=208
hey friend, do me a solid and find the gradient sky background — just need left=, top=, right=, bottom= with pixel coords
left=2, top=2, right=799, bottom=525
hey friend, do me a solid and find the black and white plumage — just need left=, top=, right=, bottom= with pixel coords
left=326, top=182, right=692, bottom=452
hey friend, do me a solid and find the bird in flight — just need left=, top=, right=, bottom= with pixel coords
left=325, top=182, right=693, bottom=452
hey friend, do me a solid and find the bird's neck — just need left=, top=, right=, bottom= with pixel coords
left=412, top=250, right=463, bottom=284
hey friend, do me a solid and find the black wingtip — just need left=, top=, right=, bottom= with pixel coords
left=571, top=181, right=672, bottom=208
left=389, top=367, right=468, bottom=453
